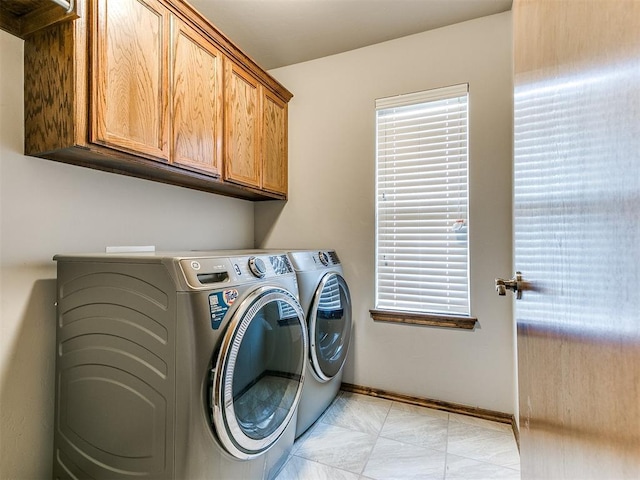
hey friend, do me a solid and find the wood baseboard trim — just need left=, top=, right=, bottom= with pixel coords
left=512, top=416, right=521, bottom=451
left=341, top=382, right=515, bottom=429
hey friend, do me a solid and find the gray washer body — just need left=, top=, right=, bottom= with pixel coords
left=53, top=251, right=302, bottom=480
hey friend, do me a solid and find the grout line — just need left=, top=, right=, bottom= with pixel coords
left=443, top=412, right=451, bottom=479
left=355, top=394, right=392, bottom=476
left=444, top=451, right=522, bottom=473
left=294, top=391, right=390, bottom=477
left=290, top=391, right=520, bottom=479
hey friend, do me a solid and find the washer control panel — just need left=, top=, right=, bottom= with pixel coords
left=179, top=253, right=295, bottom=289
left=269, top=254, right=293, bottom=275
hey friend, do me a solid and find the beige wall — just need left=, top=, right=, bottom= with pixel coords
left=258, top=12, right=515, bottom=413
left=0, top=31, right=254, bottom=479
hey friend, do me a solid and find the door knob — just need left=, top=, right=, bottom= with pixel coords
left=495, top=272, right=523, bottom=299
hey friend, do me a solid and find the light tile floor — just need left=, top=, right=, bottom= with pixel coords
left=277, top=391, right=520, bottom=480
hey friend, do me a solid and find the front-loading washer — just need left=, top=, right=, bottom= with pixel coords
left=287, top=250, right=352, bottom=438
left=53, top=251, right=306, bottom=479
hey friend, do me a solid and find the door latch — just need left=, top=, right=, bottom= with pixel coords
left=495, top=272, right=523, bottom=299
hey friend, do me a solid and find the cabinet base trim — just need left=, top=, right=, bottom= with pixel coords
left=35, top=147, right=286, bottom=201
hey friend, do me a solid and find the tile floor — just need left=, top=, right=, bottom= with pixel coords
left=276, top=391, right=520, bottom=480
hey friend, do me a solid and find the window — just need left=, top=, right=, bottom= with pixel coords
left=374, top=84, right=470, bottom=318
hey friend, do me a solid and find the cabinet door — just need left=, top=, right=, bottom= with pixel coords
left=92, top=0, right=170, bottom=161
left=262, top=90, right=288, bottom=195
left=224, top=60, right=261, bottom=189
left=171, top=17, right=223, bottom=176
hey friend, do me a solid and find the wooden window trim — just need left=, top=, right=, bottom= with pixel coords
left=370, top=309, right=477, bottom=330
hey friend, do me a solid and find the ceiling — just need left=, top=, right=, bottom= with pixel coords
left=189, top=0, right=513, bottom=70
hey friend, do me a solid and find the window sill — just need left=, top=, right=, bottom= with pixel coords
left=369, top=309, right=477, bottom=330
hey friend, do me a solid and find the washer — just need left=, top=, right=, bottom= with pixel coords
left=288, top=250, right=352, bottom=438
left=53, top=251, right=307, bottom=480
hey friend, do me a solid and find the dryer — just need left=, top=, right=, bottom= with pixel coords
left=288, top=250, right=352, bottom=438
left=53, top=251, right=306, bottom=480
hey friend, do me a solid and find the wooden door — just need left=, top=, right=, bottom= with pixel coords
left=261, top=90, right=288, bottom=195
left=513, top=0, right=640, bottom=478
left=92, top=0, right=170, bottom=161
left=170, top=17, right=223, bottom=176
left=224, top=60, right=261, bottom=189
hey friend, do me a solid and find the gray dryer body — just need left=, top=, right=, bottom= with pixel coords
left=287, top=250, right=352, bottom=438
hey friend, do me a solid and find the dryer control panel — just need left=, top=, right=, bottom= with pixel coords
left=288, top=250, right=341, bottom=271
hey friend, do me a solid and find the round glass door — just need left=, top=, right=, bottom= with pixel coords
left=210, top=286, right=307, bottom=459
left=308, top=273, right=352, bottom=382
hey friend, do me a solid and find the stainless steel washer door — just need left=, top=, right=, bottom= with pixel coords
left=210, top=286, right=307, bottom=459
left=308, top=273, right=352, bottom=382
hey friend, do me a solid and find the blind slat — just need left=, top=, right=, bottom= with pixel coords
left=375, top=83, right=468, bottom=109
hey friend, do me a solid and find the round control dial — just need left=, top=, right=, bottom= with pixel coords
left=318, top=251, right=330, bottom=266
left=248, top=257, right=267, bottom=278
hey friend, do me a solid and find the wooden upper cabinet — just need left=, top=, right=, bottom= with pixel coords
left=224, top=60, right=261, bottom=189
left=171, top=17, right=223, bottom=176
left=224, top=60, right=289, bottom=195
left=92, top=0, right=170, bottom=161
left=262, top=90, right=288, bottom=195
left=23, top=0, right=292, bottom=200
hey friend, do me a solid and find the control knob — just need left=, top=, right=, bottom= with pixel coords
left=318, top=251, right=329, bottom=266
left=248, top=256, right=267, bottom=278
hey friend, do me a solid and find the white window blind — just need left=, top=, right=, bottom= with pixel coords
left=375, top=83, right=470, bottom=316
